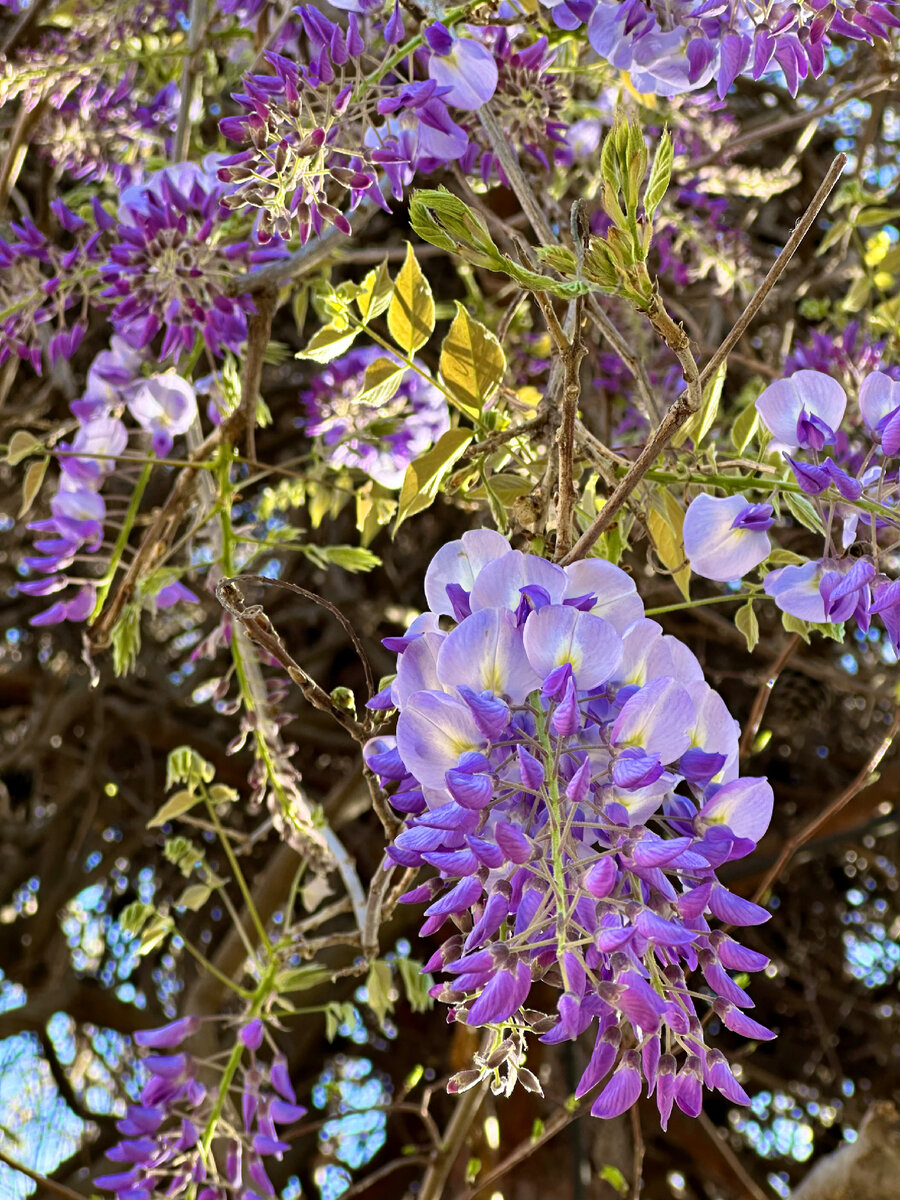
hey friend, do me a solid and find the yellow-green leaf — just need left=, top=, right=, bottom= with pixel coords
left=394, top=429, right=474, bottom=532
left=439, top=302, right=506, bottom=417
left=647, top=490, right=690, bottom=600
left=388, top=243, right=434, bottom=356
left=357, top=259, right=393, bottom=321
left=731, top=402, right=759, bottom=453
left=176, top=884, right=212, bottom=911
left=5, top=430, right=43, bottom=465
left=296, top=322, right=359, bottom=363
left=355, top=355, right=406, bottom=408
left=365, top=959, right=394, bottom=1029
left=735, top=600, right=759, bottom=653
left=148, top=789, right=201, bottom=827
left=19, top=457, right=48, bottom=518
left=674, top=360, right=726, bottom=449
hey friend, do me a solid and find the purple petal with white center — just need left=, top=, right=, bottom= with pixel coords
left=763, top=562, right=826, bottom=622
left=470, top=550, right=566, bottom=613
left=683, top=494, right=771, bottom=582
left=424, top=529, right=511, bottom=617
left=612, top=677, right=695, bottom=763
left=522, top=604, right=622, bottom=690
left=755, top=370, right=846, bottom=454
left=397, top=692, right=487, bottom=788
left=562, top=558, right=643, bottom=631
left=859, top=370, right=900, bottom=434
left=437, top=607, right=541, bottom=703
left=699, top=776, right=773, bottom=843
left=428, top=38, right=498, bottom=110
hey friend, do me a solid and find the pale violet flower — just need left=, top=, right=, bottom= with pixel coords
left=859, top=371, right=900, bottom=452
left=426, top=25, right=498, bottom=110
left=763, top=561, right=826, bottom=622
left=128, top=373, right=198, bottom=457
left=755, top=370, right=846, bottom=455
left=683, top=494, right=773, bottom=582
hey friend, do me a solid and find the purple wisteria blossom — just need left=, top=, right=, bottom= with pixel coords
left=555, top=0, right=900, bottom=98
left=95, top=1015, right=306, bottom=1200
left=683, top=494, right=773, bottom=582
left=128, top=373, right=199, bottom=457
left=299, top=345, right=449, bottom=488
left=366, top=532, right=774, bottom=1126
left=100, top=159, right=286, bottom=358
left=755, top=370, right=847, bottom=456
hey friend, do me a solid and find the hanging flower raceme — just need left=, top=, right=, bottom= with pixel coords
left=365, top=531, right=774, bottom=1126
left=94, top=1015, right=306, bottom=1200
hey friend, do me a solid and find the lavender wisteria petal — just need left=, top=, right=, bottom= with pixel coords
left=755, top=370, right=847, bottom=454
left=683, top=494, right=771, bottom=581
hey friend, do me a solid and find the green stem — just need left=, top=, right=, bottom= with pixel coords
left=204, top=788, right=272, bottom=957
left=645, top=591, right=761, bottom=616
left=89, top=461, right=153, bottom=623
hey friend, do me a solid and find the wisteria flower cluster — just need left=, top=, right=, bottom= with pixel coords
left=299, top=345, right=449, bottom=489
left=556, top=0, right=900, bottom=97
left=365, top=531, right=774, bottom=1124
left=684, top=368, right=900, bottom=652
left=94, top=1015, right=306, bottom=1200
left=20, top=338, right=199, bottom=626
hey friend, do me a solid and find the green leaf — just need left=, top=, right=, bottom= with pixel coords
left=674, top=359, right=726, bottom=449
left=396, top=957, right=434, bottom=1014
left=355, top=355, right=406, bottom=408
left=856, top=206, right=900, bottom=226
left=137, top=914, right=173, bottom=957
left=111, top=604, right=141, bottom=677
left=731, top=402, right=759, bottom=453
left=176, top=884, right=212, bottom=911
left=356, top=481, right=397, bottom=547
left=19, top=457, right=48, bottom=518
left=275, top=965, right=334, bottom=993
left=388, top=243, right=435, bottom=356
left=148, top=789, right=202, bottom=827
left=119, top=901, right=153, bottom=936
left=4, top=430, right=43, bottom=465
left=783, top=490, right=825, bottom=535
left=296, top=322, right=359, bottom=363
left=766, top=548, right=806, bottom=566
left=647, top=490, right=690, bottom=601
left=300, top=544, right=382, bottom=573
left=735, top=600, right=759, bottom=653
left=439, top=302, right=506, bottom=418
left=357, top=259, right=393, bottom=321
left=394, top=429, right=474, bottom=532
left=599, top=1165, right=629, bottom=1196
left=644, top=128, right=673, bottom=217
left=365, top=960, right=394, bottom=1029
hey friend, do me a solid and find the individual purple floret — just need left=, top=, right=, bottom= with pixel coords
left=94, top=1015, right=306, bottom=1199
left=365, top=531, right=774, bottom=1126
left=683, top=494, right=773, bottom=582
left=299, top=345, right=449, bottom=488
left=755, top=370, right=847, bottom=455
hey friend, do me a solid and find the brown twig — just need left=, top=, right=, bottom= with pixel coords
left=239, top=288, right=276, bottom=462
left=752, top=707, right=900, bottom=904
left=0, top=1148, right=86, bottom=1200
left=555, top=303, right=586, bottom=559
left=739, top=633, right=802, bottom=763
left=214, top=578, right=371, bottom=741
left=698, top=152, right=847, bottom=389
left=419, top=1071, right=489, bottom=1200
left=697, top=1110, right=769, bottom=1200
left=561, top=291, right=701, bottom=565
left=630, top=1105, right=644, bottom=1200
